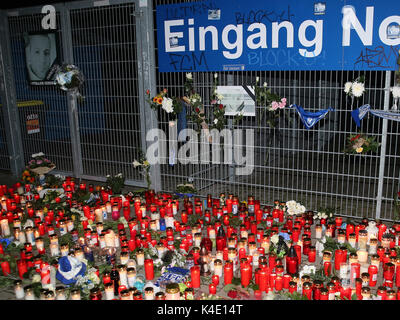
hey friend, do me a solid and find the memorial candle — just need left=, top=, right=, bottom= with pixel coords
left=191, top=265, right=201, bottom=288
left=224, top=260, right=233, bottom=285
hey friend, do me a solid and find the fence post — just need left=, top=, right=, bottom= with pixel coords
left=0, top=10, right=25, bottom=178
left=375, top=70, right=392, bottom=220
left=60, top=5, right=84, bottom=179
left=135, top=0, right=161, bottom=192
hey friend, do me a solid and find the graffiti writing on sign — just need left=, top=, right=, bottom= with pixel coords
left=234, top=6, right=294, bottom=25
left=248, top=49, right=326, bottom=68
left=354, top=45, right=400, bottom=69
left=164, top=1, right=218, bottom=19
left=168, top=52, right=209, bottom=71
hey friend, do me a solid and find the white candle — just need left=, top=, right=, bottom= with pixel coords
left=95, top=209, right=103, bottom=223
left=105, top=284, right=114, bottom=300
left=209, top=229, right=216, bottom=240
left=1, top=219, right=10, bottom=237
left=357, top=249, right=368, bottom=264
left=114, top=234, right=120, bottom=248
left=118, top=267, right=128, bottom=287
left=18, top=230, right=26, bottom=244
left=127, top=268, right=137, bottom=288
left=136, top=250, right=144, bottom=266
left=165, top=216, right=174, bottom=229
left=50, top=243, right=60, bottom=257
left=14, top=281, right=24, bottom=299
left=24, top=288, right=35, bottom=300
left=104, top=231, right=115, bottom=247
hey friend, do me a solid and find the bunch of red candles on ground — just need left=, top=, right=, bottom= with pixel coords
left=0, top=179, right=400, bottom=300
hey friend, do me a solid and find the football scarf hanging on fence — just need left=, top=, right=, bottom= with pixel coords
left=289, top=104, right=334, bottom=129
left=351, top=104, right=400, bottom=127
left=55, top=64, right=85, bottom=98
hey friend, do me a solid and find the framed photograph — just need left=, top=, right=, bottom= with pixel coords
left=24, top=31, right=60, bottom=85
left=217, top=86, right=255, bottom=116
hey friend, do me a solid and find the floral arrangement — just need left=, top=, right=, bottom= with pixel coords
left=185, top=73, right=243, bottom=133
left=55, top=64, right=85, bottom=99
left=394, top=191, right=400, bottom=221
left=21, top=169, right=36, bottom=184
left=72, top=267, right=101, bottom=299
left=253, top=77, right=287, bottom=128
left=285, top=200, right=306, bottom=216
left=27, top=153, right=54, bottom=170
left=269, top=234, right=289, bottom=258
left=25, top=153, right=55, bottom=177
left=344, top=75, right=365, bottom=107
left=146, top=88, right=183, bottom=120
left=344, top=133, right=380, bottom=154
left=105, top=173, right=125, bottom=194
left=390, top=86, right=400, bottom=110
left=314, top=206, right=338, bottom=223
left=176, top=183, right=197, bottom=195
left=132, top=151, right=151, bottom=189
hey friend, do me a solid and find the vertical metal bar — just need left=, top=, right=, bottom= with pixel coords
left=0, top=10, right=25, bottom=177
left=60, top=5, right=84, bottom=178
left=375, top=70, right=392, bottom=220
left=135, top=0, right=161, bottom=191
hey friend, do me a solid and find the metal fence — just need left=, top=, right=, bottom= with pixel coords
left=7, top=12, right=74, bottom=173
left=0, top=0, right=399, bottom=221
left=0, top=98, right=11, bottom=171
left=153, top=0, right=400, bottom=221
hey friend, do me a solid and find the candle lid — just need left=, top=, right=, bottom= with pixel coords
left=165, top=283, right=180, bottom=294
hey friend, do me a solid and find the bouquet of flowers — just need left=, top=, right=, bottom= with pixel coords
left=390, top=86, right=400, bottom=110
left=344, top=133, right=380, bottom=154
left=146, top=88, right=183, bottom=120
left=132, top=151, right=151, bottom=189
left=254, top=77, right=287, bottom=128
left=55, top=64, right=85, bottom=99
left=105, top=173, right=125, bottom=194
left=285, top=200, right=306, bottom=216
left=176, top=183, right=196, bottom=196
left=27, top=153, right=55, bottom=176
left=344, top=75, right=365, bottom=107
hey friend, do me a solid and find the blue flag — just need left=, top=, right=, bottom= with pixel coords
left=290, top=104, right=334, bottom=129
left=352, top=104, right=400, bottom=127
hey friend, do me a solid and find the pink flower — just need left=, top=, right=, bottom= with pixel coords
left=36, top=160, right=43, bottom=165
left=271, top=101, right=279, bottom=110
left=210, top=99, right=217, bottom=105
left=279, top=98, right=287, bottom=109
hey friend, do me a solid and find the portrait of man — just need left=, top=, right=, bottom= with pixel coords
left=24, top=32, right=59, bottom=83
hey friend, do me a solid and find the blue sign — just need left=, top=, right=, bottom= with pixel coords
left=156, top=0, right=400, bottom=72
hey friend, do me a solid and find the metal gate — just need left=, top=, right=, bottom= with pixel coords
left=1, top=0, right=158, bottom=188
left=153, top=0, right=400, bottom=221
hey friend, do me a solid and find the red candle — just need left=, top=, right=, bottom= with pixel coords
left=240, top=260, right=251, bottom=287
left=275, top=276, right=283, bottom=291
left=368, top=265, right=378, bottom=287
left=224, top=261, right=233, bottom=285
left=269, top=254, right=276, bottom=271
left=209, top=283, right=217, bottom=295
left=181, top=212, right=188, bottom=224
left=1, top=261, right=10, bottom=275
left=191, top=266, right=201, bottom=288
left=282, top=274, right=291, bottom=289
left=324, top=261, right=332, bottom=276
left=308, top=246, right=316, bottom=263
left=212, top=274, right=219, bottom=286
left=334, top=249, right=343, bottom=271
left=17, top=259, right=28, bottom=279
left=294, top=245, right=302, bottom=265
left=144, top=259, right=154, bottom=280
left=302, top=284, right=312, bottom=300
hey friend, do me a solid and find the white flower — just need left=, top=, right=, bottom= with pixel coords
left=186, top=72, right=192, bottom=80
left=132, top=160, right=141, bottom=168
left=344, top=82, right=352, bottom=94
left=214, top=119, right=218, bottom=124
left=161, top=97, right=174, bottom=113
left=214, top=73, right=218, bottom=79
left=263, top=82, right=268, bottom=87
left=256, top=76, right=260, bottom=82
left=351, top=81, right=365, bottom=97
left=391, top=86, right=400, bottom=99
left=32, top=274, right=41, bottom=283
left=270, top=234, right=279, bottom=245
